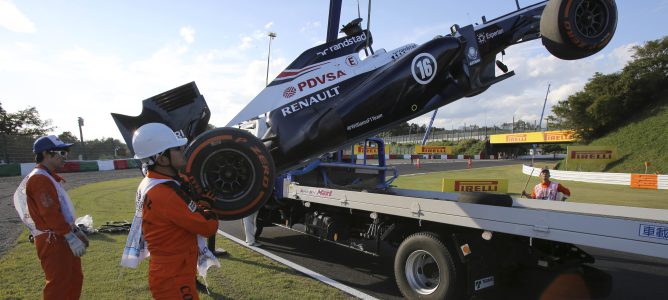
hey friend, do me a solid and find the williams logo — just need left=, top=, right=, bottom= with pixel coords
left=296, top=70, right=346, bottom=92
left=317, top=32, right=367, bottom=56
left=280, top=86, right=341, bottom=116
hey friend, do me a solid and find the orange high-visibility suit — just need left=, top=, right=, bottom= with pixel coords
left=142, top=171, right=219, bottom=300
left=26, top=165, right=83, bottom=300
left=531, top=181, right=571, bottom=200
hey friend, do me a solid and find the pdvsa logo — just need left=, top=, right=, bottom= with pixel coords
left=296, top=70, right=346, bottom=92
left=283, top=86, right=296, bottom=98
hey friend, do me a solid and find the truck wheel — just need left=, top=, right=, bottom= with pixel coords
left=458, top=192, right=513, bottom=207
left=540, top=0, right=617, bottom=60
left=394, top=232, right=461, bottom=300
left=184, top=127, right=275, bottom=220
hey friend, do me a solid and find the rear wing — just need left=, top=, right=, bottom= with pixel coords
left=111, top=82, right=211, bottom=155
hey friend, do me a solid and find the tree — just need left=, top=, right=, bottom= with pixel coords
left=58, top=131, right=79, bottom=143
left=0, top=103, right=54, bottom=136
left=548, top=36, right=668, bottom=141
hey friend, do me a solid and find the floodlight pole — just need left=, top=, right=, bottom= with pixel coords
left=266, top=32, right=277, bottom=86
left=78, top=117, right=87, bottom=160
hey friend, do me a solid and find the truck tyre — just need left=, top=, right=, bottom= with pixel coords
left=540, top=0, right=617, bottom=60
left=394, top=232, right=462, bottom=300
left=458, top=192, right=513, bottom=207
left=184, top=127, right=275, bottom=220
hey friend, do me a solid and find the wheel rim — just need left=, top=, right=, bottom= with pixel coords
left=201, top=149, right=256, bottom=202
left=405, top=250, right=441, bottom=295
left=574, top=0, right=610, bottom=39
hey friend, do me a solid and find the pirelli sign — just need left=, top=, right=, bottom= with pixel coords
left=415, top=145, right=453, bottom=154
left=567, top=146, right=616, bottom=161
left=353, top=145, right=378, bottom=155
left=490, top=130, right=575, bottom=144
left=441, top=179, right=508, bottom=193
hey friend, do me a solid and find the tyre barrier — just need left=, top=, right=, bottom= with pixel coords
left=1, top=159, right=143, bottom=177
left=3, top=155, right=500, bottom=177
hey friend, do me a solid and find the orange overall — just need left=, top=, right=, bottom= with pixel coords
left=142, top=171, right=219, bottom=300
left=26, top=165, right=83, bottom=300
left=531, top=181, right=571, bottom=200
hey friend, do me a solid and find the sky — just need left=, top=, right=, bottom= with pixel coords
left=1, top=0, right=668, bottom=142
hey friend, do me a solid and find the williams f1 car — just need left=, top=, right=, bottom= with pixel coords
left=112, top=0, right=617, bottom=220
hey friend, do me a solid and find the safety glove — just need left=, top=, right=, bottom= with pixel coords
left=72, top=225, right=90, bottom=248
left=64, top=232, right=87, bottom=257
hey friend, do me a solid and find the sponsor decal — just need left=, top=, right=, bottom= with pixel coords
left=174, top=129, right=186, bottom=139
left=317, top=32, right=367, bottom=56
left=187, top=200, right=197, bottom=212
left=544, top=131, right=573, bottom=141
left=280, top=86, right=341, bottom=116
left=415, top=145, right=452, bottom=154
left=442, top=179, right=508, bottom=193
left=345, top=55, right=358, bottom=66
left=296, top=70, right=347, bottom=92
left=477, top=27, right=504, bottom=45
left=391, top=44, right=418, bottom=60
left=276, top=62, right=330, bottom=81
left=477, top=33, right=486, bottom=44
left=505, top=134, right=527, bottom=142
left=490, top=130, right=575, bottom=144
left=411, top=53, right=437, bottom=85
left=353, top=146, right=379, bottom=155
left=454, top=180, right=500, bottom=192
left=474, top=276, right=495, bottom=291
left=569, top=150, right=613, bottom=160
left=347, top=113, right=383, bottom=131
left=317, top=189, right=333, bottom=197
left=467, top=46, right=480, bottom=65
left=639, top=224, right=668, bottom=240
left=283, top=86, right=296, bottom=98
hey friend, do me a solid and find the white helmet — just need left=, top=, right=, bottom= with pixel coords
left=132, top=123, right=187, bottom=160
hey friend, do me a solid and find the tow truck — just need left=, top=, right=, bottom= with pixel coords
left=244, top=119, right=668, bottom=299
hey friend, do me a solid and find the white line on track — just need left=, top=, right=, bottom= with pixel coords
left=217, top=230, right=380, bottom=300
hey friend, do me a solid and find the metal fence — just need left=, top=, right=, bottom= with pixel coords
left=0, top=134, right=130, bottom=164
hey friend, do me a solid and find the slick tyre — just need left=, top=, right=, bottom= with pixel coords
left=540, top=0, right=617, bottom=60
left=184, top=127, right=275, bottom=220
left=394, top=232, right=462, bottom=300
left=458, top=192, right=513, bottom=207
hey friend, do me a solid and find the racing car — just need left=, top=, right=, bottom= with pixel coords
left=112, top=0, right=617, bottom=220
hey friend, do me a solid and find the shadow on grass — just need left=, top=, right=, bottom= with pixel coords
left=603, top=154, right=630, bottom=172
left=89, top=233, right=118, bottom=243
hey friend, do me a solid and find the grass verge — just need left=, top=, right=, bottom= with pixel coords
left=393, top=164, right=668, bottom=209
left=0, top=177, right=354, bottom=300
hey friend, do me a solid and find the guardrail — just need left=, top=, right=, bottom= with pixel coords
left=522, top=165, right=668, bottom=190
